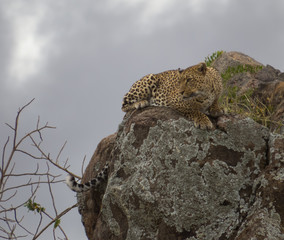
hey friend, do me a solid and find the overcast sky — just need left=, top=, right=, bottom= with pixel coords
left=1, top=0, right=284, bottom=239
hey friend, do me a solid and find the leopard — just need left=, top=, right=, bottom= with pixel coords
left=66, top=62, right=223, bottom=193
left=122, top=62, right=223, bottom=129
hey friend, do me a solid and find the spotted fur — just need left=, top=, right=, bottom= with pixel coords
left=122, top=62, right=223, bottom=129
left=66, top=163, right=109, bottom=192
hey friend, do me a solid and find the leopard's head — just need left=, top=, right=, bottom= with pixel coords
left=178, top=62, right=207, bottom=100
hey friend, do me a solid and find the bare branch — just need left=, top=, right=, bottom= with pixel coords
left=46, top=164, right=58, bottom=216
left=0, top=137, right=10, bottom=194
left=32, top=203, right=77, bottom=240
left=57, top=225, right=68, bottom=240
left=13, top=98, right=36, bottom=149
left=56, top=141, right=67, bottom=164
left=3, top=211, right=18, bottom=239
left=28, top=134, right=80, bottom=178
left=81, top=155, right=87, bottom=177
left=5, top=123, right=15, bottom=131
left=14, top=149, right=46, bottom=160
left=34, top=212, right=43, bottom=238
left=1, top=99, right=82, bottom=239
left=0, top=183, right=40, bottom=214
left=8, top=172, right=60, bottom=178
left=36, top=116, right=43, bottom=141
left=0, top=190, right=17, bottom=202
left=15, top=123, right=56, bottom=150
left=0, top=179, right=63, bottom=195
left=62, top=157, right=70, bottom=170
left=1, top=137, right=9, bottom=173
left=14, top=209, right=34, bottom=236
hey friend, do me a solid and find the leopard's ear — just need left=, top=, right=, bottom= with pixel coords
left=198, top=62, right=207, bottom=75
left=178, top=68, right=184, bottom=73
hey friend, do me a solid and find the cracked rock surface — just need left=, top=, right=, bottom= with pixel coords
left=77, top=107, right=284, bottom=240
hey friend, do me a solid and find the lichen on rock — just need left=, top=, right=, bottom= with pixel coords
left=77, top=106, right=284, bottom=240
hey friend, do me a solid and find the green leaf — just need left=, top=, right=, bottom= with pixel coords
left=54, top=219, right=61, bottom=229
left=24, top=199, right=45, bottom=213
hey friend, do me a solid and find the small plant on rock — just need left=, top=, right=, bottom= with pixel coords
left=204, top=50, right=224, bottom=67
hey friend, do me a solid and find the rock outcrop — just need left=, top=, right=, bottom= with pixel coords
left=76, top=52, right=284, bottom=240
left=212, top=51, right=284, bottom=133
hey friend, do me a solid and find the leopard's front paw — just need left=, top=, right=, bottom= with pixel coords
left=122, top=100, right=149, bottom=112
left=133, top=100, right=149, bottom=109
left=194, top=118, right=213, bottom=130
left=189, top=112, right=214, bottom=130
